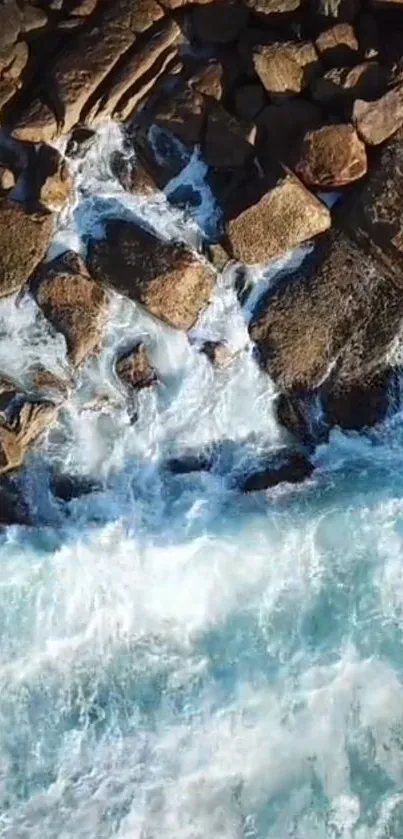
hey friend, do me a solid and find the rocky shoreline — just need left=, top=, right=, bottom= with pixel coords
left=1, top=0, right=403, bottom=515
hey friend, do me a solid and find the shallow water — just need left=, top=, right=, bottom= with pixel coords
left=1, top=124, right=403, bottom=839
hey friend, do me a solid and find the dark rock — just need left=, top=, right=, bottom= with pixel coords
left=200, top=341, right=236, bottom=368
left=311, top=62, right=386, bottom=111
left=294, top=123, right=367, bottom=188
left=33, top=252, right=109, bottom=366
left=245, top=0, right=302, bottom=13
left=0, top=1, right=20, bottom=63
left=240, top=449, right=314, bottom=492
left=164, top=453, right=213, bottom=474
left=21, top=4, right=48, bottom=33
left=191, top=1, right=248, bottom=44
left=50, top=472, right=99, bottom=502
left=32, top=144, right=73, bottom=211
left=0, top=477, right=31, bottom=526
left=341, top=127, right=403, bottom=283
left=257, top=100, right=322, bottom=166
left=310, top=0, right=359, bottom=22
left=65, top=126, right=96, bottom=158
left=88, top=220, right=215, bottom=331
left=116, top=343, right=157, bottom=390
left=188, top=62, right=224, bottom=101
left=225, top=169, right=330, bottom=264
left=109, top=151, right=158, bottom=195
left=203, top=103, right=256, bottom=168
left=234, top=83, right=266, bottom=121
left=153, top=84, right=206, bottom=149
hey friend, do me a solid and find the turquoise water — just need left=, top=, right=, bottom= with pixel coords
left=0, top=123, right=403, bottom=838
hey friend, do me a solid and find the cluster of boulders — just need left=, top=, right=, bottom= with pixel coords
left=2, top=0, right=403, bottom=507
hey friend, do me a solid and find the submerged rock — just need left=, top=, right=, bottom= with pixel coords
left=240, top=449, right=314, bottom=492
left=225, top=170, right=330, bottom=265
left=116, top=343, right=157, bottom=390
left=88, top=220, right=215, bottom=331
left=33, top=252, right=109, bottom=366
left=200, top=341, right=236, bottom=368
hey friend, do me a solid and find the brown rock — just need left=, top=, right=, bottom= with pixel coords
left=312, top=62, right=386, bottom=110
left=189, top=62, right=223, bottom=101
left=257, top=100, right=322, bottom=165
left=0, top=399, right=57, bottom=474
left=29, top=365, right=71, bottom=399
left=35, top=145, right=73, bottom=211
left=234, top=84, right=266, bottom=121
left=0, top=166, right=14, bottom=191
left=295, top=124, right=367, bottom=188
left=315, top=23, right=359, bottom=67
left=341, top=127, right=403, bottom=283
left=4, top=40, right=29, bottom=80
left=70, top=0, right=99, bottom=15
left=191, top=1, right=248, bottom=44
left=245, top=0, right=302, bottom=13
left=204, top=104, right=256, bottom=168
left=88, top=19, right=181, bottom=124
left=0, top=198, right=53, bottom=298
left=225, top=170, right=330, bottom=265
left=33, top=252, right=109, bottom=366
left=253, top=41, right=320, bottom=101
left=200, top=341, right=236, bottom=368
left=159, top=0, right=212, bottom=5
left=110, top=151, right=158, bottom=196
left=249, top=229, right=401, bottom=396
left=353, top=86, right=403, bottom=145
left=88, top=221, right=215, bottom=331
left=116, top=343, right=157, bottom=390
left=12, top=0, right=164, bottom=142
left=21, top=5, right=48, bottom=33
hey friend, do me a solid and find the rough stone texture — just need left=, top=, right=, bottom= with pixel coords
left=249, top=230, right=403, bottom=431
left=35, top=145, right=73, bottom=211
left=241, top=449, right=314, bottom=492
left=253, top=41, right=320, bottom=101
left=341, top=128, right=403, bottom=284
left=110, top=151, right=158, bottom=196
left=0, top=165, right=15, bottom=190
left=225, top=171, right=331, bottom=265
left=0, top=399, right=58, bottom=474
left=21, top=4, right=48, bottom=33
left=257, top=100, right=322, bottom=166
left=88, top=19, right=181, bottom=124
left=29, top=365, right=71, bottom=400
left=312, top=62, right=386, bottom=110
left=295, top=124, right=367, bottom=188
left=189, top=62, right=223, bottom=101
left=12, top=0, right=165, bottom=142
left=70, top=0, right=99, bottom=15
left=245, top=0, right=302, bottom=13
left=154, top=85, right=206, bottom=148
left=88, top=220, right=215, bottom=331
left=0, top=1, right=20, bottom=63
left=33, top=252, right=109, bottom=366
left=315, top=23, right=359, bottom=67
left=0, top=198, right=53, bottom=298
left=191, top=1, right=248, bottom=44
left=116, top=343, right=157, bottom=390
left=114, top=49, right=180, bottom=121
left=203, top=104, right=256, bottom=168
left=353, top=86, right=403, bottom=145
left=234, top=83, right=266, bottom=120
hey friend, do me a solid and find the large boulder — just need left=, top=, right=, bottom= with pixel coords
left=33, top=252, right=109, bottom=366
left=341, top=128, right=403, bottom=283
left=224, top=170, right=331, bottom=265
left=253, top=40, right=321, bottom=101
left=249, top=230, right=403, bottom=432
left=294, top=124, right=367, bottom=188
left=88, top=221, right=215, bottom=331
left=0, top=198, right=54, bottom=298
left=12, top=0, right=165, bottom=142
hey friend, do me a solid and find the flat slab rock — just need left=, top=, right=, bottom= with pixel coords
left=224, top=170, right=331, bottom=265
left=249, top=229, right=403, bottom=430
left=0, top=198, right=54, bottom=298
left=341, top=127, right=403, bottom=284
left=32, top=252, right=109, bottom=367
left=88, top=221, right=215, bottom=331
